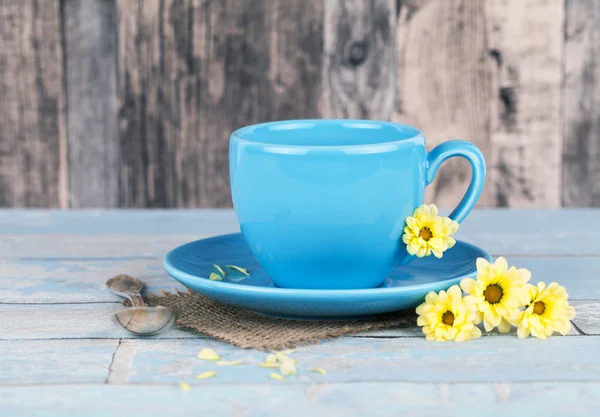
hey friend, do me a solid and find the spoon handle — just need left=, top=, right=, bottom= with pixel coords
left=130, top=293, right=145, bottom=307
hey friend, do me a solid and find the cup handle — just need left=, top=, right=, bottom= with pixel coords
left=426, top=140, right=486, bottom=223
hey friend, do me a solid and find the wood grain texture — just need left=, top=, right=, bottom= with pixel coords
left=0, top=339, right=117, bottom=384
left=2, top=383, right=600, bottom=417
left=62, top=0, right=119, bottom=208
left=0, top=301, right=586, bottom=341
left=323, top=0, right=395, bottom=119
left=108, top=336, right=599, bottom=384
left=2, top=255, right=600, bottom=304
left=395, top=0, right=493, bottom=207
left=485, top=0, right=563, bottom=208
left=563, top=0, right=600, bottom=206
left=0, top=303, right=204, bottom=340
left=571, top=300, right=600, bottom=335
left=0, top=0, right=67, bottom=207
left=0, top=209, right=240, bottom=235
left=0, top=258, right=184, bottom=303
left=116, top=0, right=323, bottom=208
left=3, top=210, right=600, bottom=258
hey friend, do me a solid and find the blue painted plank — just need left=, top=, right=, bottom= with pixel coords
left=1, top=383, right=599, bottom=417
left=108, top=336, right=600, bottom=384
left=0, top=304, right=205, bottom=340
left=0, top=300, right=588, bottom=340
left=1, top=211, right=599, bottom=258
left=0, top=209, right=599, bottom=256
left=0, top=209, right=240, bottom=235
left=0, top=258, right=185, bottom=303
left=0, top=235, right=198, bottom=259
left=2, top=256, right=598, bottom=304
left=0, top=208, right=595, bottom=237
left=571, top=300, right=600, bottom=335
left=0, top=340, right=117, bottom=384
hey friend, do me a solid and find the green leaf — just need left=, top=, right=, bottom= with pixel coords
left=226, top=265, right=250, bottom=276
left=209, top=273, right=223, bottom=281
left=213, top=264, right=226, bottom=276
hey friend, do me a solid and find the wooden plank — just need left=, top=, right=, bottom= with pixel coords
left=1, top=383, right=600, bottom=417
left=0, top=210, right=599, bottom=258
left=1, top=300, right=588, bottom=340
left=571, top=300, right=600, bottom=335
left=2, top=256, right=600, bottom=304
left=0, top=209, right=240, bottom=235
left=484, top=0, right=563, bottom=207
left=62, top=0, right=119, bottom=208
left=116, top=0, right=323, bottom=208
left=394, top=0, right=493, bottom=207
left=107, top=336, right=600, bottom=384
left=0, top=339, right=117, bottom=384
left=322, top=0, right=395, bottom=119
left=0, top=304, right=202, bottom=340
left=0, top=0, right=67, bottom=207
left=1, top=209, right=599, bottom=239
left=0, top=258, right=185, bottom=303
left=563, top=0, right=600, bottom=207
left=0, top=234, right=200, bottom=259
left=3, top=226, right=600, bottom=259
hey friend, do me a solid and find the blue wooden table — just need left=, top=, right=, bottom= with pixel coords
left=1, top=209, right=600, bottom=416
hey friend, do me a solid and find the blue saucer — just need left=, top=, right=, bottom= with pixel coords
left=163, top=233, right=491, bottom=320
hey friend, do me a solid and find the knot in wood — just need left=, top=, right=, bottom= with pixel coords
left=347, top=41, right=368, bottom=66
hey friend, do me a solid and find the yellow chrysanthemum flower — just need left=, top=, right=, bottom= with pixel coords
left=460, top=257, right=531, bottom=333
left=402, top=204, right=459, bottom=258
left=512, top=282, right=576, bottom=340
left=416, top=285, right=482, bottom=342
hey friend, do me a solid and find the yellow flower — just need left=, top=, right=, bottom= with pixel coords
left=416, top=285, right=482, bottom=342
left=460, top=257, right=531, bottom=333
left=512, top=282, right=576, bottom=340
left=402, top=204, right=458, bottom=258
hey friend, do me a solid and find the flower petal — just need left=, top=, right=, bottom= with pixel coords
left=310, top=367, right=327, bottom=375
left=196, top=348, right=220, bottom=361
left=476, top=257, right=490, bottom=273
left=497, top=318, right=512, bottom=334
left=460, top=278, right=477, bottom=295
left=215, top=360, right=243, bottom=366
left=517, top=325, right=530, bottom=339
left=280, top=361, right=297, bottom=376
left=196, top=371, right=217, bottom=380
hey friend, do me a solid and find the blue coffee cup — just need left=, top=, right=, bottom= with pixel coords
left=229, top=120, right=485, bottom=290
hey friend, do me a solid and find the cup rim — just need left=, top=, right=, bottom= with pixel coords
left=230, top=119, right=425, bottom=154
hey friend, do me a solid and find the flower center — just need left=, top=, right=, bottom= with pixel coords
left=483, top=284, right=503, bottom=304
left=442, top=311, right=455, bottom=326
left=419, top=227, right=433, bottom=241
left=533, top=301, right=546, bottom=315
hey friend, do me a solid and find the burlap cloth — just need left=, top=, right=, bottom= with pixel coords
left=139, top=289, right=417, bottom=350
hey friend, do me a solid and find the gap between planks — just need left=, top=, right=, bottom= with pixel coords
left=105, top=339, right=123, bottom=384
left=4, top=380, right=600, bottom=388
left=6, top=253, right=600, bottom=262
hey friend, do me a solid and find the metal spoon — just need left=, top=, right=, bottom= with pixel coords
left=106, top=275, right=178, bottom=336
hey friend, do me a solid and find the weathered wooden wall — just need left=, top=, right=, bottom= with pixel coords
left=0, top=0, right=597, bottom=208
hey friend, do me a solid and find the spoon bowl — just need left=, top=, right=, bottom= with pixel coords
left=106, top=274, right=179, bottom=336
left=113, top=306, right=179, bottom=336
